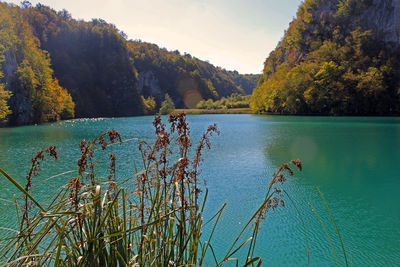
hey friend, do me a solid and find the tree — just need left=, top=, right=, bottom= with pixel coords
left=251, top=0, right=400, bottom=115
left=142, top=95, right=156, bottom=115
left=159, top=94, right=175, bottom=115
left=0, top=84, right=11, bottom=119
left=20, top=1, right=32, bottom=9
left=0, top=48, right=11, bottom=119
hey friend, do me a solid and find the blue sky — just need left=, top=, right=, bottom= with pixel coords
left=6, top=0, right=303, bottom=74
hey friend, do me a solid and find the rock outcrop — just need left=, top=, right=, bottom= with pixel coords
left=364, top=0, right=400, bottom=46
left=251, top=0, right=400, bottom=115
left=3, top=49, right=33, bottom=126
left=138, top=71, right=163, bottom=102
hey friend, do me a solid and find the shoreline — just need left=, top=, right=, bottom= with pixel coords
left=3, top=110, right=400, bottom=129
left=174, top=108, right=253, bottom=114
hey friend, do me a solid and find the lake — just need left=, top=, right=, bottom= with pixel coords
left=0, top=114, right=399, bottom=266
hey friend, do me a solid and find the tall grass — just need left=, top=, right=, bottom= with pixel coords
left=0, top=113, right=347, bottom=266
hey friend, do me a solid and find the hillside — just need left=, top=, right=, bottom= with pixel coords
left=0, top=2, right=258, bottom=126
left=23, top=4, right=144, bottom=119
left=128, top=41, right=257, bottom=109
left=251, top=0, right=400, bottom=115
left=0, top=2, right=74, bottom=125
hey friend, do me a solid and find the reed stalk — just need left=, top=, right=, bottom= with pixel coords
left=0, top=113, right=343, bottom=266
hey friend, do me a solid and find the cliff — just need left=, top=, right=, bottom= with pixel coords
left=363, top=0, right=400, bottom=45
left=251, top=0, right=400, bottom=115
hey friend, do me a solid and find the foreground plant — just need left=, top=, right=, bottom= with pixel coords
left=0, top=113, right=305, bottom=266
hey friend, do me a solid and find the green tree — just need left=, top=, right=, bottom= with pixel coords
left=0, top=84, right=11, bottom=119
left=0, top=3, right=75, bottom=125
left=142, top=95, right=156, bottom=115
left=159, top=94, right=175, bottom=115
left=127, top=41, right=257, bottom=107
left=0, top=48, right=11, bottom=119
left=251, top=0, right=400, bottom=115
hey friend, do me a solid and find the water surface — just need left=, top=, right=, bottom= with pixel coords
left=0, top=115, right=399, bottom=266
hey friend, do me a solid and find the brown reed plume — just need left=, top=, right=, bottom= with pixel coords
left=0, top=114, right=335, bottom=267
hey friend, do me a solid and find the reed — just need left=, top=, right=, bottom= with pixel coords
left=0, top=113, right=313, bottom=266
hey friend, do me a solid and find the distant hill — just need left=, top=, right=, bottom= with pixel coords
left=251, top=0, right=400, bottom=115
left=129, top=41, right=258, bottom=109
left=0, top=2, right=258, bottom=126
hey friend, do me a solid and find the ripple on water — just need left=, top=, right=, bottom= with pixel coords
left=0, top=114, right=399, bottom=265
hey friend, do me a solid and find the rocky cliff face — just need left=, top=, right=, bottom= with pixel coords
left=252, top=0, right=400, bottom=115
left=138, top=71, right=163, bottom=102
left=276, top=0, right=400, bottom=67
left=8, top=92, right=32, bottom=125
left=3, top=50, right=17, bottom=83
left=3, top=49, right=33, bottom=126
left=305, top=0, right=400, bottom=46
left=394, top=0, right=400, bottom=44
left=364, top=0, right=400, bottom=46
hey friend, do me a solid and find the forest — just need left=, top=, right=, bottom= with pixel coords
left=0, top=2, right=74, bottom=125
left=2, top=0, right=399, bottom=126
left=251, top=0, right=400, bottom=115
left=0, top=1, right=257, bottom=126
left=129, top=41, right=257, bottom=109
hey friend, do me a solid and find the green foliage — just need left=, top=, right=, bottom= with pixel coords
left=159, top=93, right=175, bottom=114
left=0, top=47, right=11, bottom=119
left=175, top=108, right=251, bottom=114
left=0, top=1, right=259, bottom=124
left=0, top=3, right=75, bottom=124
left=141, top=95, right=156, bottom=115
left=196, top=93, right=250, bottom=110
left=128, top=41, right=258, bottom=108
left=0, top=84, right=11, bottom=119
left=252, top=0, right=400, bottom=115
left=23, top=5, right=143, bottom=118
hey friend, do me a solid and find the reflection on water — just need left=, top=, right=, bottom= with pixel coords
left=258, top=115, right=400, bottom=265
left=0, top=115, right=399, bottom=265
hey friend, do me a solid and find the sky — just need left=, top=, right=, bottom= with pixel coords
left=6, top=0, right=303, bottom=74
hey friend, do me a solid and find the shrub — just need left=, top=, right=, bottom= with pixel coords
left=159, top=94, right=175, bottom=115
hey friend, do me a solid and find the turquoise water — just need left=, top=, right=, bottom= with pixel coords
left=0, top=115, right=399, bottom=266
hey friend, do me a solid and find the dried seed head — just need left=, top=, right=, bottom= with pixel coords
left=106, top=129, right=122, bottom=144
left=290, top=159, right=302, bottom=171
left=277, top=174, right=286, bottom=183
left=282, top=163, right=294, bottom=176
